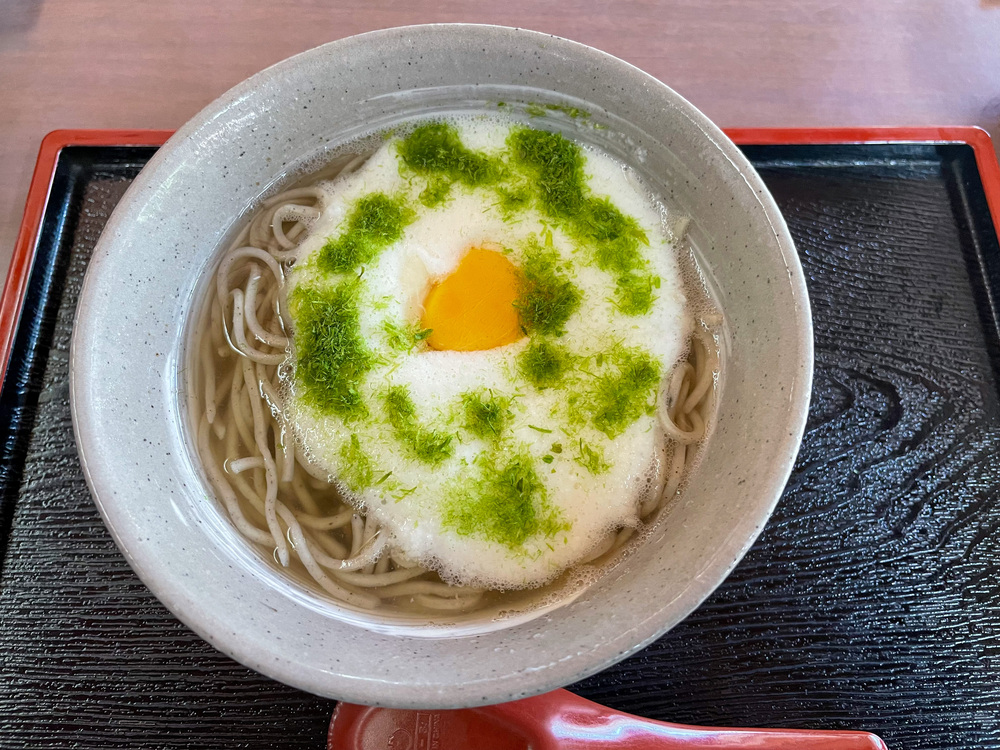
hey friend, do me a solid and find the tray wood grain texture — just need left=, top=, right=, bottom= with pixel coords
left=0, top=140, right=998, bottom=748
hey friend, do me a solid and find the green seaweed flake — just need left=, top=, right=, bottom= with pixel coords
left=544, top=103, right=590, bottom=119
left=382, top=385, right=454, bottom=465
left=613, top=272, right=660, bottom=316
left=441, top=453, right=568, bottom=550
left=397, top=122, right=503, bottom=188
left=338, top=434, right=374, bottom=491
left=515, top=239, right=582, bottom=336
left=574, top=439, right=610, bottom=475
left=508, top=127, right=586, bottom=218
left=290, top=280, right=373, bottom=420
left=318, top=193, right=414, bottom=274
left=523, top=102, right=592, bottom=119
left=507, top=128, right=655, bottom=310
left=382, top=319, right=433, bottom=353
left=495, top=185, right=532, bottom=217
left=587, top=346, right=662, bottom=438
left=518, top=340, right=572, bottom=389
left=419, top=177, right=452, bottom=208
left=584, top=197, right=649, bottom=275
left=462, top=390, right=513, bottom=442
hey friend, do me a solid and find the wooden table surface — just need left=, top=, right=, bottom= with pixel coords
left=3, top=0, right=1000, bottom=277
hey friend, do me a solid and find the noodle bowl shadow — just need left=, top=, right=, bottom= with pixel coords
left=70, top=25, right=812, bottom=708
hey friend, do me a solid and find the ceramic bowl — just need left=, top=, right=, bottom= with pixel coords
left=70, top=24, right=812, bottom=708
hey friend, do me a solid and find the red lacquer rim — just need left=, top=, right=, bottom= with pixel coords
left=2, top=130, right=172, bottom=387
left=6, top=127, right=1000, bottom=389
left=725, top=127, right=1000, bottom=250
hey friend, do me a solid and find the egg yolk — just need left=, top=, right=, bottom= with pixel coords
left=421, top=247, right=524, bottom=351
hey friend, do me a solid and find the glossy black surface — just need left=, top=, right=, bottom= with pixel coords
left=0, top=143, right=998, bottom=748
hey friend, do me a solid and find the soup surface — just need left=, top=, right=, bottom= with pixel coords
left=191, top=114, right=716, bottom=617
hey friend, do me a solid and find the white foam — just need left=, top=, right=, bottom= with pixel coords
left=286, top=115, right=693, bottom=589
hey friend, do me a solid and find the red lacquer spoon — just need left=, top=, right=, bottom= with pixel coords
left=328, top=688, right=888, bottom=749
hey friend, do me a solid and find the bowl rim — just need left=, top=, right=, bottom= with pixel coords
left=70, top=22, right=813, bottom=707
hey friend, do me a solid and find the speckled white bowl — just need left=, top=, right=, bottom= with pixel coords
left=70, top=24, right=812, bottom=708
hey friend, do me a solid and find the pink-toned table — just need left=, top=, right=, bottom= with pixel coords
left=2, top=0, right=999, bottom=273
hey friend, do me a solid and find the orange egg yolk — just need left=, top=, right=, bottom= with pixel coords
left=421, top=247, right=524, bottom=352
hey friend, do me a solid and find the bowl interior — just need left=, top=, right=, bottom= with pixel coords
left=70, top=24, right=812, bottom=708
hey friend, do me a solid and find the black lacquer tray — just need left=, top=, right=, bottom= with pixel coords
left=1, top=128, right=998, bottom=749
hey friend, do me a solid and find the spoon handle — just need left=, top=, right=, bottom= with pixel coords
left=481, top=690, right=888, bottom=750
left=329, top=689, right=888, bottom=750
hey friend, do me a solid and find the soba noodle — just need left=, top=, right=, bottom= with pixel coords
left=190, top=150, right=717, bottom=616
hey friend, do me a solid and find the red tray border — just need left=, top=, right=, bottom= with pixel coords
left=4, top=130, right=173, bottom=387
left=6, top=126, right=1000, bottom=387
